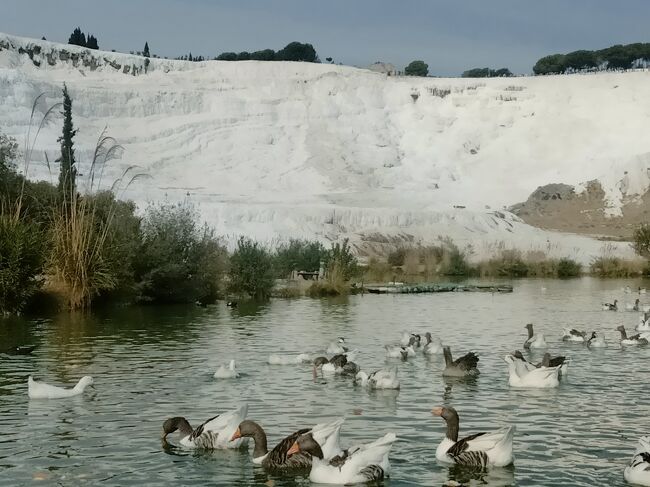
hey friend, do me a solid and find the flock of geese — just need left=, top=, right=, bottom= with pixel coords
left=20, top=285, right=650, bottom=485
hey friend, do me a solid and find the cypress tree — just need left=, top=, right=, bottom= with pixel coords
left=57, top=84, right=77, bottom=205
left=143, top=42, right=150, bottom=57
left=87, top=34, right=99, bottom=49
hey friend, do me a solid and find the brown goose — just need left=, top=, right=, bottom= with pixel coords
left=616, top=325, right=649, bottom=346
left=432, top=406, right=514, bottom=467
left=442, top=346, right=479, bottom=377
left=231, top=419, right=343, bottom=471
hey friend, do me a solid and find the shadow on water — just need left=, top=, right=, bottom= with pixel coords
left=446, top=464, right=515, bottom=486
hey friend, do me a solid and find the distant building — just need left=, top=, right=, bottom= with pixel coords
left=368, top=62, right=397, bottom=76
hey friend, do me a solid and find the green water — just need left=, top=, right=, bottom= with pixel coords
left=1, top=278, right=648, bottom=486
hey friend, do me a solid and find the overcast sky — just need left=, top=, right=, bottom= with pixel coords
left=3, top=0, right=649, bottom=75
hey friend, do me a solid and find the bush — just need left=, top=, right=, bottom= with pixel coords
left=441, top=242, right=472, bottom=276
left=274, top=239, right=326, bottom=278
left=589, top=256, right=643, bottom=278
left=324, top=239, right=358, bottom=281
left=228, top=237, right=275, bottom=299
left=633, top=223, right=650, bottom=258
left=405, top=60, right=429, bottom=76
left=387, top=247, right=406, bottom=267
left=307, top=281, right=342, bottom=297
left=557, top=258, right=582, bottom=278
left=0, top=216, right=46, bottom=314
left=135, top=203, right=227, bottom=304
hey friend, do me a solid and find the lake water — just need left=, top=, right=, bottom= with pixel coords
left=1, top=278, right=649, bottom=486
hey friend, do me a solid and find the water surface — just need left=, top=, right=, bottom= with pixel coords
left=1, top=278, right=648, bottom=486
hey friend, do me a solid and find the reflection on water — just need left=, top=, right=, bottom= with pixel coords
left=1, top=278, right=650, bottom=486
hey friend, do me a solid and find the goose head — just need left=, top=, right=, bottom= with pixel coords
left=524, top=323, right=534, bottom=337
left=76, top=376, right=94, bottom=390
left=161, top=416, right=191, bottom=440
left=337, top=337, right=345, bottom=344
left=399, top=348, right=409, bottom=361
left=512, top=350, right=525, bottom=360
left=425, top=332, right=432, bottom=344
left=287, top=432, right=324, bottom=459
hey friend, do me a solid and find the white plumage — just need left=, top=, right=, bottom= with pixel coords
left=504, top=355, right=560, bottom=388
left=355, top=367, right=400, bottom=390
left=28, top=375, right=93, bottom=399
left=164, top=405, right=249, bottom=449
left=214, top=359, right=239, bottom=378
left=307, top=432, right=397, bottom=485
left=625, top=436, right=650, bottom=486
left=423, top=333, right=443, bottom=354
left=267, top=353, right=311, bottom=365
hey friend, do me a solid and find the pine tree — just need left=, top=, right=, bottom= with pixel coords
left=143, top=42, right=150, bottom=57
left=188, top=52, right=193, bottom=62
left=68, top=27, right=85, bottom=46
left=57, top=84, right=77, bottom=205
left=86, top=34, right=99, bottom=49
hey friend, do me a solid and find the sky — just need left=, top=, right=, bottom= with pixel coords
left=2, top=0, right=650, bottom=75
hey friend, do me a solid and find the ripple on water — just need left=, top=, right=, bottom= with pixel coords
left=1, top=278, right=649, bottom=485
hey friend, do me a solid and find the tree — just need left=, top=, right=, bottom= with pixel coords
left=68, top=27, right=86, bottom=47
left=250, top=49, right=275, bottom=61
left=633, top=224, right=650, bottom=258
left=276, top=41, right=318, bottom=62
left=0, top=131, right=18, bottom=177
left=236, top=51, right=251, bottom=61
left=56, top=84, right=77, bottom=204
left=143, top=41, right=150, bottom=58
left=86, top=34, right=99, bottom=50
left=216, top=52, right=238, bottom=61
left=325, top=57, right=333, bottom=63
left=228, top=237, right=275, bottom=299
left=564, top=50, right=597, bottom=71
left=533, top=53, right=567, bottom=74
left=404, top=60, right=428, bottom=76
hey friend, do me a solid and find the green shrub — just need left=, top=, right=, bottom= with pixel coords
left=135, top=203, right=227, bottom=304
left=0, top=216, right=46, bottom=314
left=557, top=258, right=582, bottom=278
left=324, top=239, right=358, bottom=281
left=273, top=239, right=326, bottom=278
left=387, top=247, right=406, bottom=267
left=228, top=237, right=275, bottom=299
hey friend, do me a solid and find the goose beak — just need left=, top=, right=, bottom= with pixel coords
left=230, top=428, right=241, bottom=441
left=287, top=441, right=300, bottom=456
left=431, top=407, right=443, bottom=416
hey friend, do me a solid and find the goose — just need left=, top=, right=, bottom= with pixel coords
left=161, top=405, right=248, bottom=449
left=341, top=361, right=360, bottom=377
left=385, top=343, right=416, bottom=359
left=268, top=353, right=312, bottom=365
left=442, top=346, right=479, bottom=377
left=313, top=354, right=348, bottom=376
left=28, top=375, right=94, bottom=399
left=636, top=317, right=650, bottom=332
left=355, top=367, right=400, bottom=390
left=602, top=299, right=618, bottom=311
left=326, top=337, right=348, bottom=355
left=423, top=332, right=443, bottom=354
left=400, top=332, right=413, bottom=346
left=523, top=323, right=547, bottom=349
left=626, top=299, right=641, bottom=312
left=231, top=418, right=344, bottom=471
left=537, top=352, right=569, bottom=377
left=503, top=354, right=560, bottom=388
left=226, top=300, right=238, bottom=308
left=2, top=345, right=36, bottom=355
left=287, top=430, right=397, bottom=484
left=616, top=325, right=649, bottom=346
left=586, top=332, right=606, bottom=348
left=431, top=406, right=514, bottom=467
left=562, top=328, right=586, bottom=342
left=214, top=360, right=239, bottom=379
left=625, top=436, right=650, bottom=486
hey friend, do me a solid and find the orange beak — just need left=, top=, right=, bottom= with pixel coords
left=287, top=441, right=300, bottom=457
left=230, top=427, right=241, bottom=441
left=431, top=407, right=443, bottom=416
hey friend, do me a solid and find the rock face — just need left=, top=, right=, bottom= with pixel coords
left=0, top=32, right=648, bottom=262
left=511, top=181, right=650, bottom=239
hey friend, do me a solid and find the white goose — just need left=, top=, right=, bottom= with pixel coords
left=385, top=344, right=415, bottom=359
left=504, top=354, right=560, bottom=388
left=636, top=317, right=650, bottom=332
left=431, top=406, right=514, bottom=467
left=288, top=430, right=397, bottom=484
left=326, top=337, right=348, bottom=354
left=523, top=323, right=547, bottom=349
left=28, top=375, right=94, bottom=399
left=562, top=328, right=586, bottom=342
left=355, top=367, right=400, bottom=390
left=161, top=405, right=248, bottom=449
left=423, top=332, right=443, bottom=354
left=616, top=325, right=649, bottom=346
left=214, top=359, right=239, bottom=378
left=625, top=436, right=650, bottom=486
left=268, top=353, right=312, bottom=365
